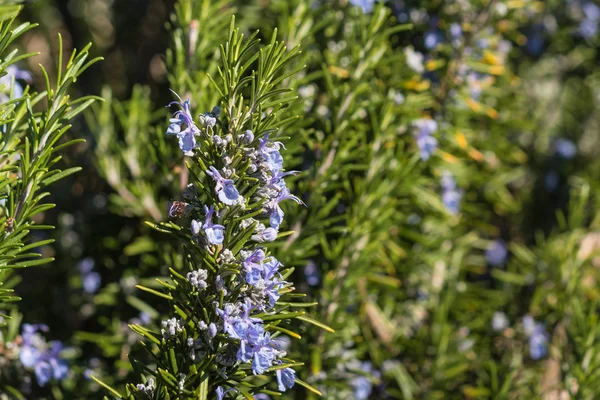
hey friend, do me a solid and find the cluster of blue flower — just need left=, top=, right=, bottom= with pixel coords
left=160, top=91, right=303, bottom=397
left=19, top=324, right=69, bottom=387
left=78, top=257, right=101, bottom=294
left=440, top=171, right=463, bottom=215
left=522, top=315, right=549, bottom=360
left=577, top=1, right=600, bottom=39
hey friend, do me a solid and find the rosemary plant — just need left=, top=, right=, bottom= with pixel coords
left=93, top=18, right=330, bottom=400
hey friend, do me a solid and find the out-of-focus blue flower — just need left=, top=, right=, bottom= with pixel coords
left=203, top=205, right=225, bottom=245
left=353, top=371, right=374, bottom=399
left=140, top=312, right=152, bottom=325
left=413, top=119, right=438, bottom=161
left=19, top=325, right=69, bottom=386
left=579, top=19, right=598, bottom=37
left=450, top=23, right=462, bottom=47
left=82, top=271, right=101, bottom=294
left=554, top=138, right=577, bottom=159
left=584, top=1, right=600, bottom=20
left=19, top=343, right=41, bottom=368
left=77, top=257, right=94, bottom=274
left=580, top=2, right=600, bottom=38
left=207, top=166, right=241, bottom=205
left=349, top=362, right=381, bottom=400
left=486, top=240, right=508, bottom=267
left=0, top=64, right=32, bottom=100
left=529, top=323, right=549, bottom=360
left=522, top=315, right=549, bottom=360
left=78, top=258, right=101, bottom=294
left=304, top=260, right=321, bottom=286
left=424, top=29, right=444, bottom=49
left=350, top=0, right=378, bottom=13
left=441, top=172, right=462, bottom=215
left=276, top=367, right=296, bottom=392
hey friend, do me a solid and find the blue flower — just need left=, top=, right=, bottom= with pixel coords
left=580, top=2, right=600, bottom=38
left=267, top=188, right=304, bottom=230
left=268, top=170, right=299, bottom=192
left=351, top=362, right=379, bottom=400
left=21, top=323, right=48, bottom=344
left=35, top=361, right=53, bottom=386
left=202, top=205, right=225, bottom=245
left=208, top=322, right=218, bottom=338
left=216, top=386, right=236, bottom=400
left=263, top=258, right=280, bottom=279
left=261, top=227, right=278, bottom=242
left=304, top=261, right=321, bottom=286
left=166, top=91, right=200, bottom=155
left=207, top=166, right=241, bottom=205
left=584, top=1, right=600, bottom=21
left=19, top=343, right=41, bottom=368
left=82, top=271, right=101, bottom=294
left=554, top=138, right=577, bottom=159
left=354, top=376, right=373, bottom=400
left=243, top=249, right=266, bottom=285
left=78, top=258, right=101, bottom=294
left=0, top=64, right=32, bottom=100
left=579, top=19, right=598, bottom=38
left=216, top=303, right=239, bottom=335
left=19, top=325, right=69, bottom=386
left=424, top=29, right=444, bottom=49
left=229, top=299, right=262, bottom=340
left=413, top=119, right=438, bottom=161
left=259, top=134, right=285, bottom=173
left=522, top=316, right=549, bottom=360
left=529, top=324, right=549, bottom=360
left=486, top=240, right=508, bottom=267
left=442, top=190, right=462, bottom=215
left=251, top=333, right=279, bottom=375
left=441, top=172, right=462, bottom=215
left=276, top=367, right=296, bottom=392
left=265, top=280, right=284, bottom=308
left=449, top=23, right=462, bottom=47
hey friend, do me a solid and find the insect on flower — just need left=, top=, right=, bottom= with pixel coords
left=168, top=201, right=193, bottom=218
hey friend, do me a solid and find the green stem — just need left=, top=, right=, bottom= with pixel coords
left=198, top=372, right=209, bottom=400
